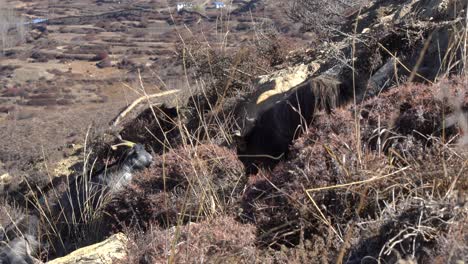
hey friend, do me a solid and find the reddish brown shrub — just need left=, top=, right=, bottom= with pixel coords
left=30, top=51, right=50, bottom=62
left=23, top=98, right=57, bottom=106
left=82, top=34, right=97, bottom=41
left=125, top=216, right=256, bottom=263
left=139, top=17, right=149, bottom=28
left=2, top=87, right=27, bottom=97
left=104, top=144, right=246, bottom=230
left=132, top=30, right=147, bottom=38
left=0, top=106, right=13, bottom=114
left=95, top=21, right=112, bottom=29
left=56, top=99, right=73, bottom=105
left=96, top=58, right=112, bottom=68
left=91, top=51, right=109, bottom=62
left=239, top=81, right=467, bottom=262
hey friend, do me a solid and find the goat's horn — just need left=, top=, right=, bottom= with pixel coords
left=111, top=140, right=136, bottom=150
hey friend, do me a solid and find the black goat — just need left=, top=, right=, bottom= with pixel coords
left=236, top=76, right=345, bottom=173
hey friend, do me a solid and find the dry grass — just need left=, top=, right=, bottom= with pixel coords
left=118, top=5, right=468, bottom=261
left=1, top=1, right=467, bottom=263
left=104, top=144, right=245, bottom=228
left=2, top=51, right=466, bottom=264
left=107, top=46, right=466, bottom=263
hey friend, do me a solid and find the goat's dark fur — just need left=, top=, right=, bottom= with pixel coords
left=236, top=76, right=350, bottom=173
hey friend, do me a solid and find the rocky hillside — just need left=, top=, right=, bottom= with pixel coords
left=0, top=0, right=467, bottom=263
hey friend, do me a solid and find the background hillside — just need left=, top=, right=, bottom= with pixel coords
left=0, top=0, right=313, bottom=182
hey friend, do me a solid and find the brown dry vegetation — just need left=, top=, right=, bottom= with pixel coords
left=106, top=79, right=466, bottom=263
left=105, top=144, right=245, bottom=229
left=125, top=216, right=257, bottom=263
left=240, top=81, right=467, bottom=263
left=0, top=0, right=467, bottom=263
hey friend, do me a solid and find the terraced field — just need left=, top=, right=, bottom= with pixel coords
left=0, top=0, right=302, bottom=179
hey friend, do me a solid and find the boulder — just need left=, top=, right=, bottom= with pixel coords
left=47, top=233, right=129, bottom=264
left=255, top=63, right=314, bottom=104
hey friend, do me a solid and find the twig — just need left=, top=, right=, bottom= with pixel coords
left=110, top=89, right=180, bottom=127
left=306, top=166, right=409, bottom=193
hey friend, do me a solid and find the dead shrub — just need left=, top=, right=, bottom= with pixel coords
left=287, top=0, right=370, bottom=39
left=132, top=29, right=147, bottom=38
left=82, top=34, right=97, bottom=41
left=90, top=51, right=109, bottom=61
left=0, top=65, right=19, bottom=78
left=176, top=37, right=285, bottom=144
left=256, top=33, right=294, bottom=67
left=0, top=105, right=13, bottom=113
left=23, top=98, right=57, bottom=106
left=56, top=99, right=73, bottom=105
left=139, top=17, right=149, bottom=28
left=95, top=21, right=112, bottom=29
left=253, top=22, right=298, bottom=67
left=30, top=51, right=51, bottom=62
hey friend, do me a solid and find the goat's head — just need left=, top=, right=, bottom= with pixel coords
left=112, top=141, right=153, bottom=171
left=125, top=143, right=153, bottom=170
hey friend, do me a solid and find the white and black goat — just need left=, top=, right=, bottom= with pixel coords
left=0, top=142, right=153, bottom=263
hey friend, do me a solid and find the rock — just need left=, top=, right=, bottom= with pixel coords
left=256, top=64, right=309, bottom=100
left=53, top=157, right=80, bottom=177
left=47, top=233, right=129, bottom=264
left=256, top=63, right=317, bottom=104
